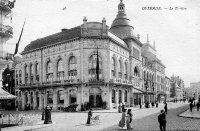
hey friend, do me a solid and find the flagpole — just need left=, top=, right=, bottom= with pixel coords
left=14, top=19, right=26, bottom=56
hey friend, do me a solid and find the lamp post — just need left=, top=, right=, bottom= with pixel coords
left=41, top=89, right=45, bottom=120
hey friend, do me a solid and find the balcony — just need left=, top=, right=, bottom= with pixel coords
left=89, top=78, right=104, bottom=83
left=0, top=24, right=13, bottom=37
left=0, top=0, right=12, bottom=13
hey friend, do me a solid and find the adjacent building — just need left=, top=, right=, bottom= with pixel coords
left=165, top=76, right=171, bottom=101
left=0, top=0, right=15, bottom=87
left=15, top=1, right=168, bottom=110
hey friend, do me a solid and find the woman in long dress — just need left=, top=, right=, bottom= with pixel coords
left=126, top=109, right=133, bottom=130
left=86, top=108, right=93, bottom=124
left=118, top=109, right=127, bottom=128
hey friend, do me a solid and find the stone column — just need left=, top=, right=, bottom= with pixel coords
left=53, top=89, right=58, bottom=110
left=42, top=61, right=46, bottom=82
left=39, top=91, right=43, bottom=110
left=33, top=63, right=36, bottom=83
left=115, top=89, right=119, bottom=108
left=76, top=87, right=81, bottom=111
left=64, top=88, right=69, bottom=107
left=27, top=64, right=30, bottom=84
left=21, top=91, right=25, bottom=110
left=122, top=90, right=125, bottom=104
left=28, top=92, right=31, bottom=105
left=33, top=91, right=36, bottom=109
left=53, top=59, right=57, bottom=81
left=22, top=65, right=25, bottom=84
left=108, top=87, right=112, bottom=109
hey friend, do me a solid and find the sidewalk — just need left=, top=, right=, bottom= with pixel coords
left=2, top=102, right=187, bottom=131
left=2, top=121, right=54, bottom=131
left=179, top=107, right=200, bottom=119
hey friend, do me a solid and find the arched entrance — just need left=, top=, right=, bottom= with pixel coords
left=69, top=87, right=77, bottom=104
left=89, top=87, right=103, bottom=108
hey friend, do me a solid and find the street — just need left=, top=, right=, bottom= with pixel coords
left=3, top=102, right=200, bottom=131
left=104, top=105, right=200, bottom=131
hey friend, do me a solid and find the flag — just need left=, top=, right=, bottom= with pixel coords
left=96, top=46, right=100, bottom=80
left=14, top=19, right=26, bottom=56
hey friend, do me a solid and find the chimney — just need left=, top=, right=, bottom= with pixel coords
left=61, top=28, right=68, bottom=32
left=102, top=17, right=107, bottom=35
left=83, top=16, right=87, bottom=28
left=137, top=34, right=140, bottom=40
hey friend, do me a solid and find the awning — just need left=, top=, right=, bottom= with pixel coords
left=132, top=86, right=145, bottom=93
left=0, top=87, right=17, bottom=100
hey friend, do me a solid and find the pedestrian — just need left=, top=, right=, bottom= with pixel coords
left=122, top=104, right=125, bottom=112
left=86, top=108, right=93, bottom=124
left=197, top=101, right=200, bottom=111
left=126, top=109, right=133, bottom=130
left=190, top=102, right=193, bottom=112
left=164, top=103, right=168, bottom=114
left=152, top=102, right=155, bottom=108
left=118, top=109, right=127, bottom=129
left=139, top=102, right=142, bottom=109
left=158, top=110, right=166, bottom=131
left=118, top=103, right=122, bottom=113
left=156, top=101, right=158, bottom=108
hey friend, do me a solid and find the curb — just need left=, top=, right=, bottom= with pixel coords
left=2, top=121, right=55, bottom=131
left=178, top=106, right=200, bottom=119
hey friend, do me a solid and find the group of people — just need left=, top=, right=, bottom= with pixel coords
left=189, top=97, right=200, bottom=112
left=118, top=108, right=133, bottom=130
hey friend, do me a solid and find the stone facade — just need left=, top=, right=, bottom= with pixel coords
left=15, top=1, right=167, bottom=110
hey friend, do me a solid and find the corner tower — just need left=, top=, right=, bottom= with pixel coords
left=110, top=0, right=135, bottom=39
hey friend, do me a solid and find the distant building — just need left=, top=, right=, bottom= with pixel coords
left=165, top=76, right=171, bottom=100
left=184, top=82, right=200, bottom=101
left=170, top=76, right=184, bottom=100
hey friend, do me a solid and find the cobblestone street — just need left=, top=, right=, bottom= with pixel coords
left=3, top=102, right=198, bottom=131
left=104, top=105, right=200, bottom=131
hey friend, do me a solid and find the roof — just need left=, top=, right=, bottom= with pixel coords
left=0, top=87, right=17, bottom=100
left=110, top=0, right=135, bottom=39
left=22, top=26, right=81, bottom=54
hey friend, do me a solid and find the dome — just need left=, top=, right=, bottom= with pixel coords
left=110, top=0, right=135, bottom=39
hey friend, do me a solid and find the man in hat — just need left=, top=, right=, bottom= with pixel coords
left=158, top=110, right=166, bottom=131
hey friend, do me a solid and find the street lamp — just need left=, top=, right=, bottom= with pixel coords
left=41, top=89, right=45, bottom=120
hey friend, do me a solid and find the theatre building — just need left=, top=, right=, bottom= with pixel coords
left=15, top=1, right=146, bottom=110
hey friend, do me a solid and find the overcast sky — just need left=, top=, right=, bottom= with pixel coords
left=4, top=0, right=200, bottom=87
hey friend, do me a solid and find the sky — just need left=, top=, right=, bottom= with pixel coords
left=4, top=0, right=200, bottom=87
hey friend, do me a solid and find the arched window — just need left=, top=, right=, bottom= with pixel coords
left=68, top=56, right=77, bottom=80
left=88, top=54, right=102, bottom=79
left=111, top=57, right=116, bottom=77
left=25, top=65, right=28, bottom=84
left=57, top=59, right=64, bottom=81
left=134, top=67, right=139, bottom=77
left=35, top=63, right=39, bottom=82
left=19, top=70, right=22, bottom=84
left=46, top=61, right=53, bottom=82
left=30, top=64, right=33, bottom=83
left=124, top=62, right=128, bottom=79
left=118, top=60, right=122, bottom=78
